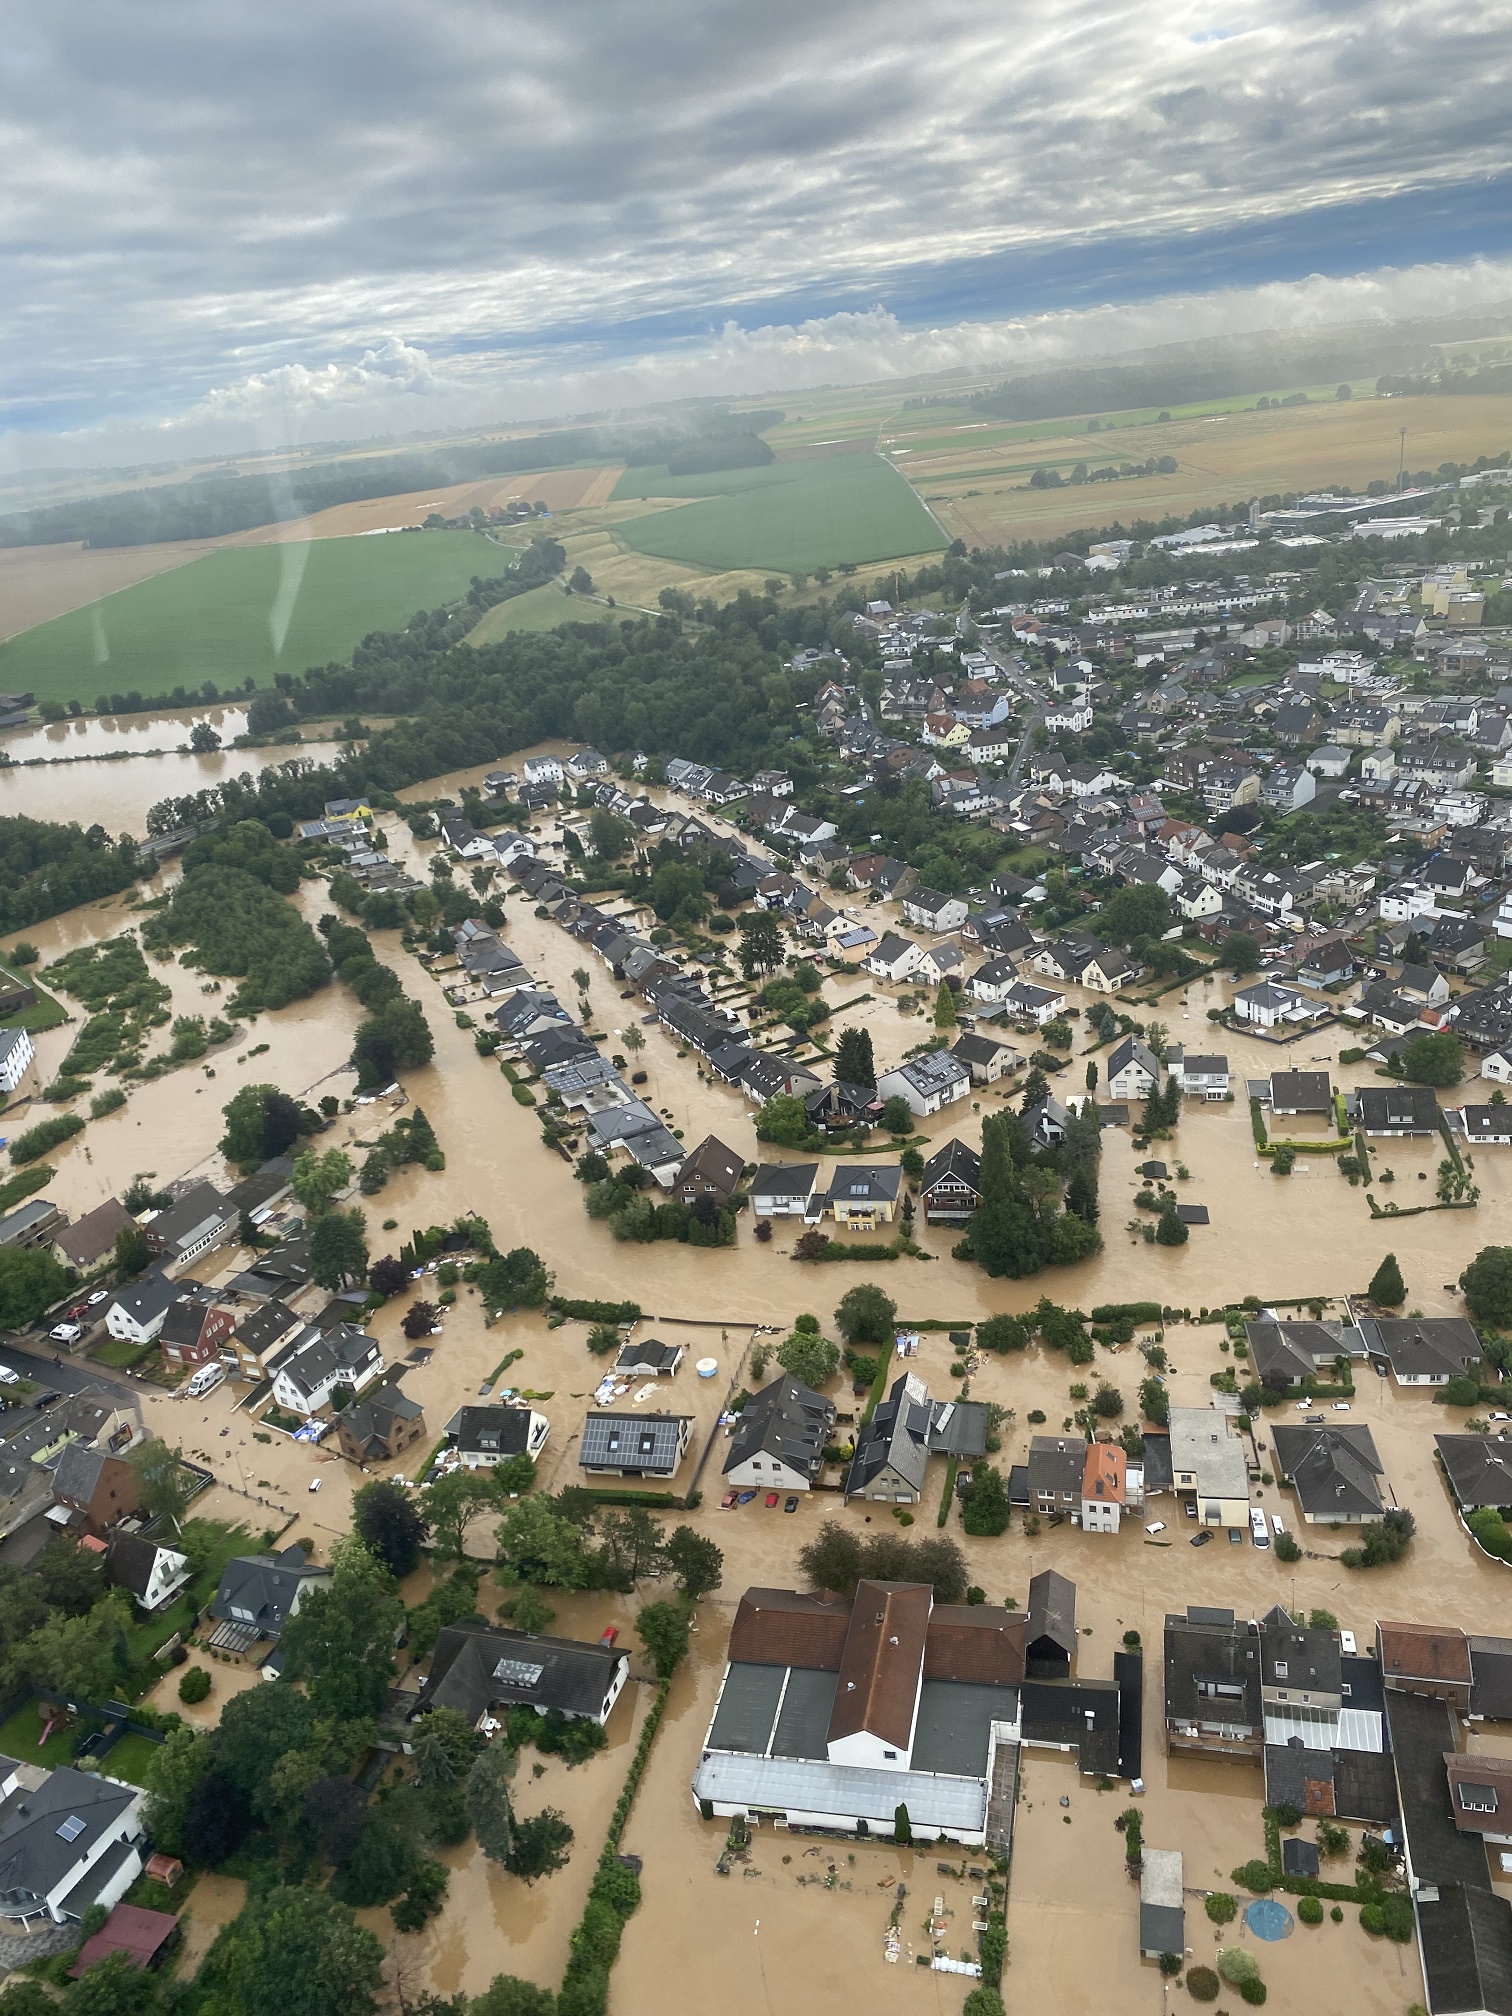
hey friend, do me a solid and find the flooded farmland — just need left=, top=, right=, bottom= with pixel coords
left=8, top=741, right=1512, bottom=2012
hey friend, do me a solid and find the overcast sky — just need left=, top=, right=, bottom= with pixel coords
left=4, top=0, right=1512, bottom=464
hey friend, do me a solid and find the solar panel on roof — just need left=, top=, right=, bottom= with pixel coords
left=57, top=1815, right=86, bottom=1842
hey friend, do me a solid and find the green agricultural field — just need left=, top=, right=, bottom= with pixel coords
left=466, top=581, right=589, bottom=641
left=0, top=531, right=514, bottom=704
left=612, top=454, right=945, bottom=573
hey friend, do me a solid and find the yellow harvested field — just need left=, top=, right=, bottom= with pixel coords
left=898, top=393, right=1512, bottom=546
left=0, top=537, right=228, bottom=641
left=235, top=463, right=627, bottom=540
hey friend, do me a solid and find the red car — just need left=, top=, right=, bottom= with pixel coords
left=764, top=1492, right=779, bottom=1509
left=720, top=1490, right=737, bottom=1509
left=599, top=1627, right=619, bottom=1648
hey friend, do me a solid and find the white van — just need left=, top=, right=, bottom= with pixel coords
left=184, top=1362, right=226, bottom=1400
left=1249, top=1506, right=1271, bottom=1547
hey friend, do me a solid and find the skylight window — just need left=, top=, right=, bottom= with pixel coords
left=493, top=1658, right=545, bottom=1688
left=57, top=1816, right=86, bottom=1843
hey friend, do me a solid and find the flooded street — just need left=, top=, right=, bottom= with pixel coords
left=8, top=739, right=1512, bottom=2012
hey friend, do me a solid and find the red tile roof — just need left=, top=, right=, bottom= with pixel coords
left=827, top=1580, right=932, bottom=1750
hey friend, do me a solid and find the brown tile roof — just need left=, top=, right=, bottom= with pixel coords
left=923, top=1605, right=1026, bottom=1686
left=53, top=1197, right=135, bottom=1268
left=826, top=1580, right=932, bottom=1750
left=727, top=1587, right=851, bottom=1671
left=1377, top=1620, right=1472, bottom=1684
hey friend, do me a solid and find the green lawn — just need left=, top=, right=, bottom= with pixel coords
left=613, top=455, right=946, bottom=573
left=466, top=582, right=589, bottom=642
left=99, top=1731, right=162, bottom=1786
left=0, top=1698, right=80, bottom=1767
left=0, top=531, right=513, bottom=704
left=0, top=966, right=69, bottom=1035
left=90, top=1335, right=159, bottom=1369
left=120, top=1516, right=251, bottom=1672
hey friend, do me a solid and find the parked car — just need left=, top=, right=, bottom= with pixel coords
left=1145, top=1521, right=1165, bottom=1535
left=1272, top=1513, right=1285, bottom=1536
left=1332, top=1401, right=1351, bottom=1411
left=86, top=1289, right=109, bottom=1306
left=599, top=1627, right=619, bottom=1648
left=720, top=1491, right=737, bottom=1509
left=1190, top=1531, right=1212, bottom=1548
left=48, top=1323, right=83, bottom=1345
left=308, top=1477, right=322, bottom=1492
left=0, top=1367, right=18, bottom=1386
left=783, top=1496, right=799, bottom=1514
left=764, top=1493, right=779, bottom=1509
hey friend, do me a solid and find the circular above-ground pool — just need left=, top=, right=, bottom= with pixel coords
left=1244, top=1898, right=1294, bottom=1941
left=695, top=1357, right=719, bottom=1378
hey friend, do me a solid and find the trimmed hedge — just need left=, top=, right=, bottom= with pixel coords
left=549, top=1296, right=642, bottom=1325
left=556, top=1680, right=671, bottom=2016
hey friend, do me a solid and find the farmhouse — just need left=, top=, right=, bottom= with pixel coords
left=691, top=1582, right=1025, bottom=1846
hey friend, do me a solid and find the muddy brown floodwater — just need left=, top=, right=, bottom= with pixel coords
left=0, top=712, right=381, bottom=830
left=12, top=742, right=1512, bottom=2010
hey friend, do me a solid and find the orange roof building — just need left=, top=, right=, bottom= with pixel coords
left=1082, top=1443, right=1128, bottom=1532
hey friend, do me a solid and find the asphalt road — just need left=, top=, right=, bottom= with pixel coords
left=0, top=1335, right=131, bottom=1402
